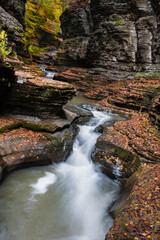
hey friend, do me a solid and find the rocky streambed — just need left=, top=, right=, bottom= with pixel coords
left=0, top=97, right=141, bottom=240
left=0, top=58, right=159, bottom=240
left=0, top=61, right=141, bottom=240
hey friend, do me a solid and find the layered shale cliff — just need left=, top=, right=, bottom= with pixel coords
left=0, top=0, right=26, bottom=56
left=59, top=0, right=160, bottom=72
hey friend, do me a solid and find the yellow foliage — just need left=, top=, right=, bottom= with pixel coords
left=0, top=30, right=12, bottom=62
left=24, top=0, right=70, bottom=53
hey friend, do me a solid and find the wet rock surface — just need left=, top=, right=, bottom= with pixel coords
left=92, top=140, right=140, bottom=181
left=0, top=103, right=93, bottom=181
left=91, top=112, right=141, bottom=182
left=0, top=126, right=77, bottom=181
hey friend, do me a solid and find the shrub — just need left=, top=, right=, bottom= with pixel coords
left=0, top=30, right=12, bottom=62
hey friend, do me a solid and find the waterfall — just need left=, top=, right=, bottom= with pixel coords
left=0, top=107, right=119, bottom=240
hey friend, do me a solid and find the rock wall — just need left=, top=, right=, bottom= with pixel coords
left=59, top=0, right=160, bottom=71
left=0, top=0, right=26, bottom=56
left=0, top=0, right=26, bottom=25
left=87, top=0, right=160, bottom=71
left=55, top=0, right=91, bottom=66
left=60, top=0, right=91, bottom=40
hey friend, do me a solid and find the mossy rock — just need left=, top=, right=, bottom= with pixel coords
left=92, top=140, right=140, bottom=180
left=0, top=122, right=22, bottom=133
left=20, top=120, right=58, bottom=133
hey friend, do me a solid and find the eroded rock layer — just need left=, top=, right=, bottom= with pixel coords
left=0, top=64, right=76, bottom=119
left=59, top=0, right=160, bottom=71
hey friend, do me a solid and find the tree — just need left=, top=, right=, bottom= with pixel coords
left=24, top=0, right=70, bottom=54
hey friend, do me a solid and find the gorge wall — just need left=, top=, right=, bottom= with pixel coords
left=59, top=0, right=160, bottom=72
left=0, top=0, right=26, bottom=56
left=0, top=0, right=26, bottom=25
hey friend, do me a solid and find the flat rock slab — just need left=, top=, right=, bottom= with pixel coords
left=0, top=105, right=78, bottom=134
left=15, top=70, right=35, bottom=79
left=98, top=113, right=160, bottom=163
left=28, top=76, right=75, bottom=89
left=0, top=128, right=52, bottom=170
left=100, top=78, right=160, bottom=110
left=54, top=67, right=115, bottom=98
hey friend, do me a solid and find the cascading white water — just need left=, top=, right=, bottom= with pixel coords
left=38, top=65, right=57, bottom=79
left=0, top=107, right=119, bottom=240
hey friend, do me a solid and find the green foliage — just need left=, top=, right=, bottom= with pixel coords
left=136, top=71, right=160, bottom=78
left=24, top=0, right=70, bottom=58
left=0, top=30, right=12, bottom=62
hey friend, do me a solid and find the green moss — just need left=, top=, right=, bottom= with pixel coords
left=97, top=96, right=103, bottom=100
left=0, top=123, right=22, bottom=133
left=41, top=88, right=54, bottom=98
left=136, top=72, right=160, bottom=78
left=0, top=30, right=12, bottom=62
left=21, top=121, right=58, bottom=133
left=42, top=133, right=61, bottom=144
left=150, top=86, right=160, bottom=93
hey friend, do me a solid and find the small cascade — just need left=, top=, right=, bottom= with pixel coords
left=0, top=107, right=119, bottom=240
left=38, top=65, right=58, bottom=79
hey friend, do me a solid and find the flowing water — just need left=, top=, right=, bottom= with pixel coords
left=38, top=65, right=58, bottom=79
left=0, top=107, right=120, bottom=240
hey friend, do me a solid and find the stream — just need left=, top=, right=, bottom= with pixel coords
left=38, top=65, right=58, bottom=79
left=0, top=107, right=120, bottom=240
